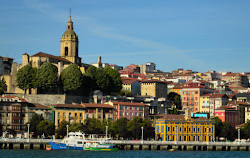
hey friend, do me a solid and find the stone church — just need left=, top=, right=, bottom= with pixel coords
left=3, top=16, right=89, bottom=94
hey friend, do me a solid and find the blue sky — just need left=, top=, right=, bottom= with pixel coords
left=0, top=0, right=249, bottom=72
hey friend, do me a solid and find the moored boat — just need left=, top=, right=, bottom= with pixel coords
left=49, top=132, right=85, bottom=150
left=87, top=142, right=118, bottom=151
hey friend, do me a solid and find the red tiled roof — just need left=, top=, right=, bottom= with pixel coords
left=81, top=103, right=113, bottom=108
left=0, top=95, right=27, bottom=102
left=32, top=52, right=71, bottom=63
left=141, top=79, right=168, bottom=84
left=227, top=100, right=250, bottom=106
left=122, top=78, right=139, bottom=84
left=111, top=101, right=147, bottom=107
left=53, top=104, right=84, bottom=109
left=210, top=94, right=228, bottom=98
left=201, top=93, right=213, bottom=97
left=157, top=114, right=185, bottom=120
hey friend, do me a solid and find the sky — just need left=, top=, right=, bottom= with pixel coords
left=0, top=0, right=249, bottom=73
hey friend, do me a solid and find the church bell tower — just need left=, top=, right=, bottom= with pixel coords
left=60, top=15, right=81, bottom=64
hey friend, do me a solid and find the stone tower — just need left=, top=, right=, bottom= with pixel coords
left=60, top=16, right=81, bottom=64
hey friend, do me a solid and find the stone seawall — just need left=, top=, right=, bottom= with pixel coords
left=5, top=94, right=88, bottom=105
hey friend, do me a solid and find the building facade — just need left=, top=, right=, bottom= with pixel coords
left=107, top=101, right=148, bottom=121
left=182, top=83, right=214, bottom=113
left=53, top=103, right=114, bottom=127
left=155, top=114, right=215, bottom=141
left=141, top=80, right=168, bottom=98
left=0, top=95, right=29, bottom=132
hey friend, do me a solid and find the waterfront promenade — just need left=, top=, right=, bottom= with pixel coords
left=0, top=138, right=249, bottom=151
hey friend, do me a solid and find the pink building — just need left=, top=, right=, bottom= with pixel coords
left=107, top=101, right=149, bottom=120
left=214, top=106, right=240, bottom=126
left=182, top=83, right=214, bottom=113
left=209, top=94, right=229, bottom=117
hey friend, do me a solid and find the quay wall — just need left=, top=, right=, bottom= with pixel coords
left=0, top=139, right=249, bottom=151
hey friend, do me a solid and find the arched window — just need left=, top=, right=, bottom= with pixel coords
left=65, top=47, right=68, bottom=56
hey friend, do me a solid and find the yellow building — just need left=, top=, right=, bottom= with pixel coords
left=155, top=112, right=215, bottom=141
left=53, top=103, right=114, bottom=127
left=199, top=94, right=212, bottom=113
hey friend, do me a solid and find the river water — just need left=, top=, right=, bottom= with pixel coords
left=0, top=150, right=249, bottom=158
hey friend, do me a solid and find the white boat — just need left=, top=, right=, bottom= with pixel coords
left=49, top=132, right=86, bottom=150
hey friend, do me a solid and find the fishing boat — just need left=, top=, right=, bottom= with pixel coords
left=49, top=132, right=118, bottom=151
left=49, top=132, right=86, bottom=150
left=85, top=141, right=118, bottom=151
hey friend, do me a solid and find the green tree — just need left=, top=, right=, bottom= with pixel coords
left=16, top=64, right=37, bottom=94
left=36, top=62, right=58, bottom=93
left=0, top=77, right=7, bottom=95
left=0, top=123, right=2, bottom=136
left=61, top=64, right=83, bottom=95
left=28, top=113, right=44, bottom=137
left=242, top=120, right=250, bottom=139
left=56, top=120, right=69, bottom=138
left=103, top=66, right=122, bottom=93
left=95, top=69, right=112, bottom=94
left=102, top=119, right=115, bottom=137
left=141, top=119, right=155, bottom=140
left=47, top=122, right=56, bottom=137
left=212, top=117, right=223, bottom=138
left=69, top=122, right=84, bottom=132
left=84, top=118, right=103, bottom=134
left=167, top=92, right=182, bottom=110
left=221, top=122, right=236, bottom=141
left=36, top=120, right=55, bottom=138
left=113, top=117, right=129, bottom=139
left=127, top=117, right=144, bottom=139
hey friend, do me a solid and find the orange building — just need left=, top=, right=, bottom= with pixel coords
left=182, top=83, right=214, bottom=113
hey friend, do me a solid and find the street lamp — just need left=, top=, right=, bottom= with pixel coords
left=27, top=124, right=30, bottom=141
left=66, top=124, right=69, bottom=137
left=106, top=126, right=108, bottom=141
left=238, top=129, right=240, bottom=143
left=141, top=126, right=144, bottom=141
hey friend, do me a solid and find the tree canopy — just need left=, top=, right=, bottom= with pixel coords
left=84, top=66, right=122, bottom=95
left=103, top=66, right=122, bottom=93
left=61, top=64, right=84, bottom=95
left=28, top=113, right=44, bottom=137
left=36, top=62, right=58, bottom=93
left=0, top=77, right=7, bottom=95
left=37, top=120, right=55, bottom=138
left=16, top=64, right=37, bottom=94
left=56, top=120, right=69, bottom=138
left=167, top=92, right=182, bottom=110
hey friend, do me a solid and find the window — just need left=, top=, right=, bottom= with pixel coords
left=135, top=112, right=138, bottom=116
left=130, top=112, right=133, bottom=116
left=120, top=106, right=124, bottom=110
left=58, top=112, right=60, bottom=118
left=63, top=113, right=65, bottom=118
left=139, top=107, right=143, bottom=111
left=125, top=112, right=128, bottom=116
left=65, top=47, right=68, bottom=56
